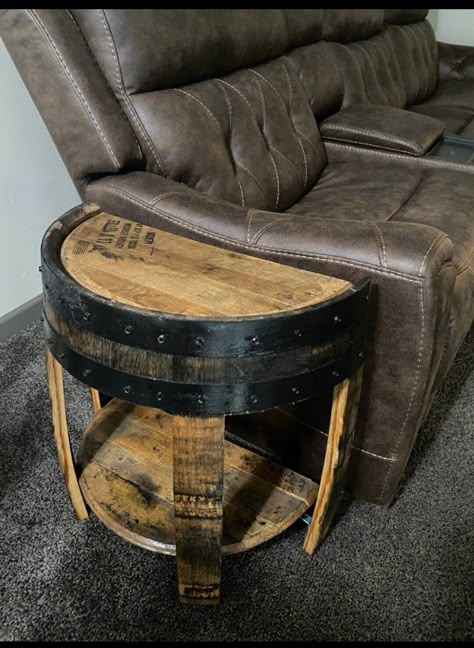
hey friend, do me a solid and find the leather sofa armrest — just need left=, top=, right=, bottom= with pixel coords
left=320, top=105, right=445, bottom=157
left=438, top=41, right=474, bottom=81
left=85, top=171, right=453, bottom=280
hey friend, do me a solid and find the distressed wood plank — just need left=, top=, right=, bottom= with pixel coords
left=90, top=388, right=101, bottom=414
left=77, top=400, right=318, bottom=557
left=173, top=415, right=224, bottom=605
left=46, top=350, right=88, bottom=521
left=61, top=212, right=349, bottom=317
left=303, top=367, right=364, bottom=554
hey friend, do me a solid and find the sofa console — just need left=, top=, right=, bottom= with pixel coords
left=427, top=134, right=474, bottom=164
left=320, top=104, right=445, bottom=157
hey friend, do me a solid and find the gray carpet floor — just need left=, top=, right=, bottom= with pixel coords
left=0, top=320, right=472, bottom=642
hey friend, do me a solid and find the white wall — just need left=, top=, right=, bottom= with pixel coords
left=429, top=9, right=474, bottom=46
left=0, top=38, right=79, bottom=320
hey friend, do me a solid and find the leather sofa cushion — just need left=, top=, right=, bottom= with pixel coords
left=72, top=9, right=328, bottom=93
left=129, top=57, right=326, bottom=209
left=286, top=161, right=473, bottom=273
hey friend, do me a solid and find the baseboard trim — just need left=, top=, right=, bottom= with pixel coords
left=0, top=295, right=42, bottom=342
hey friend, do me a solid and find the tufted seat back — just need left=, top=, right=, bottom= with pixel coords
left=70, top=9, right=329, bottom=211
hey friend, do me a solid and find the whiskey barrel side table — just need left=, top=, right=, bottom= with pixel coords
left=41, top=202, right=370, bottom=605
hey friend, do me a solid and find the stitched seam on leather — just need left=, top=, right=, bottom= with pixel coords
left=176, top=88, right=247, bottom=206
left=251, top=217, right=296, bottom=245
left=325, top=142, right=474, bottom=173
left=175, top=89, right=221, bottom=131
left=324, top=135, right=420, bottom=156
left=235, top=161, right=267, bottom=200
left=29, top=10, right=120, bottom=170
left=282, top=64, right=308, bottom=189
left=224, top=73, right=280, bottom=206
left=268, top=151, right=280, bottom=209
left=218, top=82, right=246, bottom=207
left=250, top=65, right=317, bottom=175
left=217, top=78, right=278, bottom=207
left=323, top=123, right=424, bottom=154
left=381, top=282, right=425, bottom=497
left=270, top=146, right=299, bottom=177
left=314, top=428, right=396, bottom=461
left=370, top=222, right=387, bottom=268
left=246, top=211, right=255, bottom=244
left=418, top=233, right=448, bottom=276
left=65, top=10, right=142, bottom=161
left=98, top=9, right=166, bottom=174
left=91, top=184, right=432, bottom=282
left=149, top=191, right=186, bottom=207
left=237, top=177, right=246, bottom=207
left=286, top=412, right=396, bottom=461
left=249, top=63, right=319, bottom=162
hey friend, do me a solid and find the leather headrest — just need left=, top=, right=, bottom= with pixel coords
left=384, top=9, right=430, bottom=25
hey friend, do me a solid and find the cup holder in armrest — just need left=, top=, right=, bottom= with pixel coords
left=428, top=134, right=474, bottom=164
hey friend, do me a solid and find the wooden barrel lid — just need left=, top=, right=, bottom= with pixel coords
left=61, top=212, right=349, bottom=317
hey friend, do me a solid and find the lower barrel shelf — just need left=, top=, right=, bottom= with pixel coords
left=77, top=399, right=318, bottom=555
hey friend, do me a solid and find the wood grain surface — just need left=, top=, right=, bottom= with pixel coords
left=61, top=212, right=349, bottom=317
left=303, top=366, right=364, bottom=554
left=77, top=399, right=318, bottom=557
left=46, top=350, right=88, bottom=521
left=173, top=415, right=224, bottom=605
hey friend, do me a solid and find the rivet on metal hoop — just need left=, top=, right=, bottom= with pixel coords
left=157, top=334, right=165, bottom=344
left=124, top=325, right=133, bottom=335
left=123, top=385, right=132, bottom=394
left=83, top=368, right=91, bottom=377
left=156, top=392, right=164, bottom=401
left=83, top=312, right=91, bottom=321
left=332, top=369, right=340, bottom=378
left=333, top=315, right=342, bottom=325
left=195, top=336, right=204, bottom=347
left=250, top=394, right=258, bottom=404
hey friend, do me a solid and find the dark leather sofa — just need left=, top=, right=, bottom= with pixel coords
left=305, top=9, right=474, bottom=160
left=1, top=9, right=472, bottom=505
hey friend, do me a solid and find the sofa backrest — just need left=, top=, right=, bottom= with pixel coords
left=68, top=9, right=331, bottom=212
left=0, top=9, right=437, bottom=207
left=289, top=9, right=439, bottom=121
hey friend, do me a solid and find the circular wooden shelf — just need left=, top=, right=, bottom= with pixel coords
left=77, top=399, right=318, bottom=556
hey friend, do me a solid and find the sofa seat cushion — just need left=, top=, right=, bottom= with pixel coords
left=286, top=161, right=474, bottom=273
left=409, top=103, right=474, bottom=139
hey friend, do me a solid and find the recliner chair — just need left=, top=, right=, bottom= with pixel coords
left=1, top=8, right=472, bottom=505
